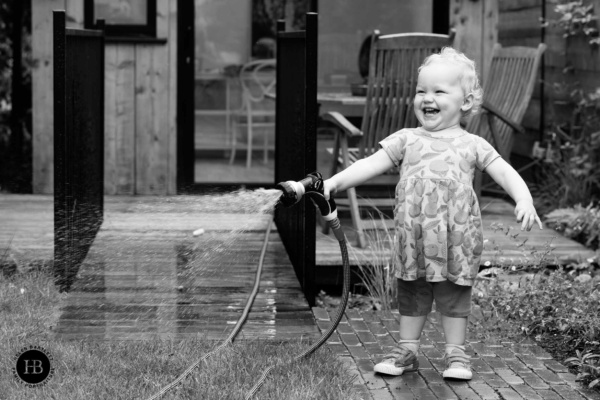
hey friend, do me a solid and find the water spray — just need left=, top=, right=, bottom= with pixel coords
left=146, top=172, right=351, bottom=400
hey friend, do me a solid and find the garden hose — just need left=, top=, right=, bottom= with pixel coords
left=244, top=216, right=350, bottom=399
left=146, top=219, right=274, bottom=400
left=146, top=172, right=351, bottom=399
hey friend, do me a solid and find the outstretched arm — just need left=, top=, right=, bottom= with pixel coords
left=484, top=157, right=543, bottom=231
left=324, top=149, right=395, bottom=200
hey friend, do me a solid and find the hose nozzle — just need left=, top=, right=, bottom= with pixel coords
left=275, top=172, right=337, bottom=220
left=275, top=172, right=323, bottom=207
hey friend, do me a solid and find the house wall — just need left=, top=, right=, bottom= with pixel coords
left=32, top=0, right=178, bottom=195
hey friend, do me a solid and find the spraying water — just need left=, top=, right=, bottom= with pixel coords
left=58, top=188, right=284, bottom=340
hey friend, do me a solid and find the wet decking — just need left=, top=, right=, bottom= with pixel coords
left=1, top=194, right=594, bottom=342
left=1, top=194, right=320, bottom=341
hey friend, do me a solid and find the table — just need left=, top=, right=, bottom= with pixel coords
left=317, top=92, right=365, bottom=118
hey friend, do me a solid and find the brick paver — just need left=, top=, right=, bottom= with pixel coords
left=312, top=307, right=600, bottom=400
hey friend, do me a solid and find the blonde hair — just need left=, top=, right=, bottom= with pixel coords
left=419, top=47, right=483, bottom=118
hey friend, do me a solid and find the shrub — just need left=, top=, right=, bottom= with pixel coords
left=544, top=203, right=600, bottom=250
left=566, top=350, right=600, bottom=389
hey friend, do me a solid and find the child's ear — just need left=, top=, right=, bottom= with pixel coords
left=461, top=93, right=474, bottom=112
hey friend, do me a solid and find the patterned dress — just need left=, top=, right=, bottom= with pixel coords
left=380, top=127, right=501, bottom=286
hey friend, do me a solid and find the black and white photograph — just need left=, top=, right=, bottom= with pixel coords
left=1, top=0, right=599, bottom=398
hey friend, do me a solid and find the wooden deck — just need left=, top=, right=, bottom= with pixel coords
left=316, top=196, right=595, bottom=268
left=1, top=194, right=595, bottom=342
left=0, top=194, right=319, bottom=341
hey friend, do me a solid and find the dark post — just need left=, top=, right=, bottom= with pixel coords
left=53, top=10, right=67, bottom=288
left=304, top=12, right=318, bottom=306
left=274, top=13, right=318, bottom=306
left=53, top=10, right=105, bottom=291
left=177, top=0, right=195, bottom=191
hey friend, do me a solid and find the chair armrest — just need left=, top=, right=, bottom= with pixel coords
left=322, top=111, right=363, bottom=137
left=482, top=101, right=526, bottom=135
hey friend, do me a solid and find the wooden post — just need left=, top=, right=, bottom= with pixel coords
left=450, top=0, right=498, bottom=84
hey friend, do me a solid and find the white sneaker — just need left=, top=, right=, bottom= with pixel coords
left=442, top=348, right=472, bottom=380
left=373, top=346, right=419, bottom=376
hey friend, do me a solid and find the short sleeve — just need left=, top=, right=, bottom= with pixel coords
left=379, top=130, right=409, bottom=167
left=474, top=136, right=501, bottom=171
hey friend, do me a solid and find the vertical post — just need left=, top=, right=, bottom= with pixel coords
left=177, top=0, right=195, bottom=191
left=9, top=0, right=25, bottom=192
left=53, top=10, right=67, bottom=289
left=539, top=0, right=546, bottom=143
left=274, top=19, right=285, bottom=183
left=304, top=12, right=318, bottom=306
left=432, top=0, right=450, bottom=35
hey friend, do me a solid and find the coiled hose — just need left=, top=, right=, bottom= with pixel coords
left=146, top=217, right=350, bottom=400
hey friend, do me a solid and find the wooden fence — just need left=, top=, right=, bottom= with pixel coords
left=53, top=10, right=105, bottom=291
left=274, top=13, right=318, bottom=306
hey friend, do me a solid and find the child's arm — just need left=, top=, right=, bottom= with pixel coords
left=324, top=149, right=395, bottom=199
left=484, top=158, right=543, bottom=231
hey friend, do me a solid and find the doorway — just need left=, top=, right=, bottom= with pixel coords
left=177, top=0, right=449, bottom=191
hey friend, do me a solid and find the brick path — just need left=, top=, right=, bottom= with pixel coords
left=312, top=307, right=600, bottom=400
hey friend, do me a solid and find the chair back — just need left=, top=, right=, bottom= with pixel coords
left=466, top=43, right=546, bottom=159
left=359, top=32, right=453, bottom=158
left=239, top=59, right=276, bottom=108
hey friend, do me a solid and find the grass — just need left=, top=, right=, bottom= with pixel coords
left=0, top=264, right=359, bottom=400
left=348, top=210, right=397, bottom=312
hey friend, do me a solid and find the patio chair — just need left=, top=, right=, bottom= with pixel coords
left=468, top=43, right=547, bottom=196
left=323, top=31, right=454, bottom=247
left=229, top=58, right=277, bottom=168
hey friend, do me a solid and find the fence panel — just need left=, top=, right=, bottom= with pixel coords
left=274, top=13, right=318, bottom=306
left=53, top=10, right=105, bottom=291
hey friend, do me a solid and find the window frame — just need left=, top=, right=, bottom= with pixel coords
left=84, top=0, right=157, bottom=38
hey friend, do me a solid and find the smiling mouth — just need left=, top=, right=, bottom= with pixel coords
left=423, top=107, right=439, bottom=116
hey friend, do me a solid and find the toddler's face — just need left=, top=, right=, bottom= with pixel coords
left=414, top=62, right=472, bottom=132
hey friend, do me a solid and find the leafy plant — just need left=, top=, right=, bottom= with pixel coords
left=566, top=350, right=600, bottom=388
left=546, top=0, right=600, bottom=45
left=533, top=1, right=600, bottom=212
left=533, top=84, right=600, bottom=213
left=544, top=203, right=600, bottom=250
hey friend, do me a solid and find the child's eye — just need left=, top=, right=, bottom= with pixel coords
left=436, top=90, right=445, bottom=94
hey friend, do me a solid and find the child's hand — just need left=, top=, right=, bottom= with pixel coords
left=323, top=179, right=337, bottom=200
left=514, top=200, right=543, bottom=231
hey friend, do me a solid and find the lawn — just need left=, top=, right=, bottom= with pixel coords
left=0, top=265, right=358, bottom=400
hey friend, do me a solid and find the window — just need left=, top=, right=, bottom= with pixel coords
left=84, top=0, right=156, bottom=38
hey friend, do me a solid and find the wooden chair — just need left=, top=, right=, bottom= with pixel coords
left=324, top=31, right=454, bottom=247
left=468, top=43, right=547, bottom=196
left=230, top=59, right=276, bottom=168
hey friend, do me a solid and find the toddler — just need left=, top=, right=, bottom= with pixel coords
left=323, top=47, right=543, bottom=380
